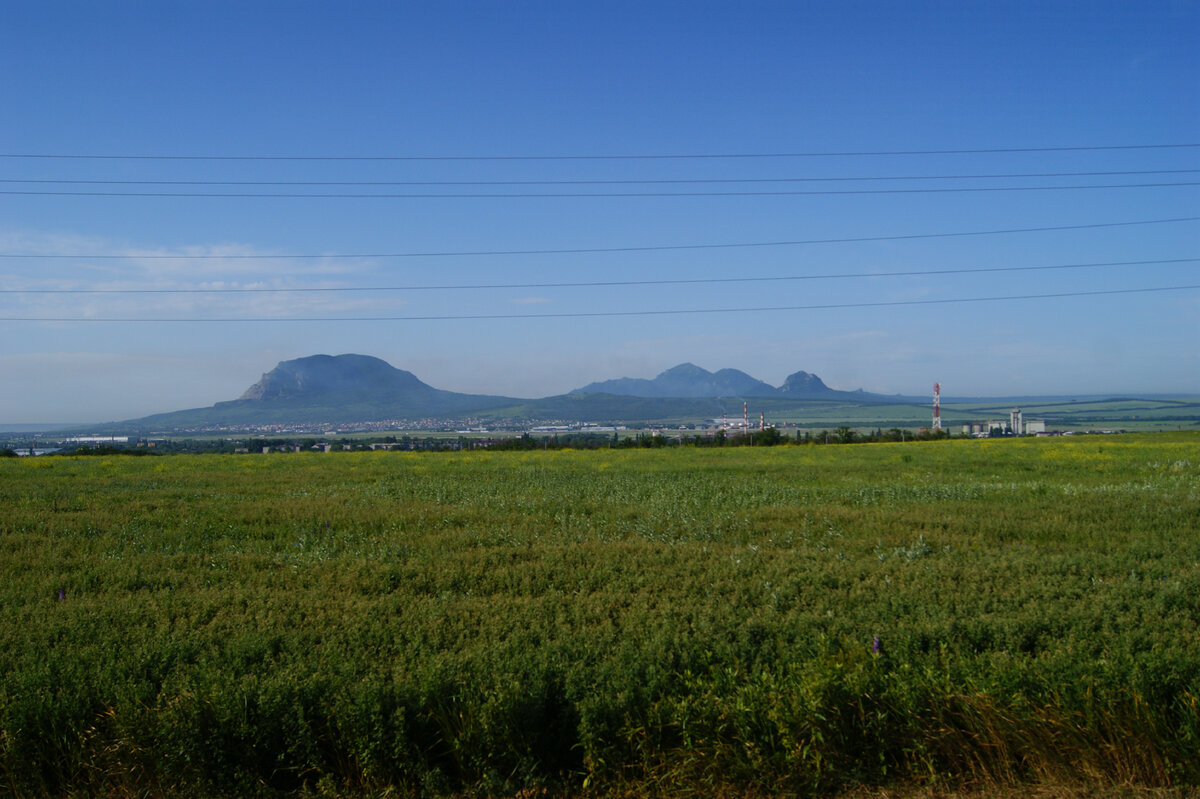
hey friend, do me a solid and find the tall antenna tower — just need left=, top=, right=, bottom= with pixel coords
left=932, top=383, right=942, bottom=432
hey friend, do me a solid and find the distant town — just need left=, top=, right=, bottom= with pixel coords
left=0, top=408, right=1139, bottom=458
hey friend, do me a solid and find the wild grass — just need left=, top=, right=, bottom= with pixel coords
left=0, top=434, right=1197, bottom=796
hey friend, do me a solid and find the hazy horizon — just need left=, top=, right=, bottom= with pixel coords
left=4, top=351, right=1200, bottom=430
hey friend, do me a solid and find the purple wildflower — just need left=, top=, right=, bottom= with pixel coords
left=57, top=588, right=65, bottom=601
left=872, top=635, right=881, bottom=654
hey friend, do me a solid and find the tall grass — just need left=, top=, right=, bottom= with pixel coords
left=1, top=434, right=1198, bottom=796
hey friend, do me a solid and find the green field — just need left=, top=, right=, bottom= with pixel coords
left=2, top=435, right=1199, bottom=797
left=765, top=396, right=1200, bottom=433
left=948, top=398, right=1200, bottom=434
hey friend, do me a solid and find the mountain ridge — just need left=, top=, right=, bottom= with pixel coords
left=571, top=362, right=852, bottom=399
left=571, top=362, right=778, bottom=398
left=102, top=353, right=903, bottom=431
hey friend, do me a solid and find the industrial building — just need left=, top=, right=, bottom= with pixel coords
left=961, top=410, right=1046, bottom=437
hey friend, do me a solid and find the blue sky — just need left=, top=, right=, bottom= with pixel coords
left=2, top=1, right=1198, bottom=424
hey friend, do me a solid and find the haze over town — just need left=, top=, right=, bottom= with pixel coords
left=2, top=1, right=1197, bottom=426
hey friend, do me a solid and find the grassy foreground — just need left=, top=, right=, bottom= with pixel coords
left=1, top=434, right=1198, bottom=797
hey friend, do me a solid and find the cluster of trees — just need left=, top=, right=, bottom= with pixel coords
left=800, top=426, right=951, bottom=444
left=686, top=427, right=950, bottom=447
left=53, top=444, right=159, bottom=457
left=7, top=426, right=956, bottom=458
left=490, top=426, right=951, bottom=451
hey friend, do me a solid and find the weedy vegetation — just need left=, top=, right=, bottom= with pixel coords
left=1, top=434, right=1198, bottom=797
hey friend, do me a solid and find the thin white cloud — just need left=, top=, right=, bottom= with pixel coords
left=0, top=226, right=377, bottom=282
left=0, top=226, right=411, bottom=321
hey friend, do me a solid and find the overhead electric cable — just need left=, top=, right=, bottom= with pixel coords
left=1, top=143, right=1197, bottom=161
left=3, top=181, right=1198, bottom=198
left=3, top=284, right=1196, bottom=322
left=6, top=257, right=1196, bottom=295
left=1, top=216, right=1195, bottom=260
left=2, top=168, right=1197, bottom=187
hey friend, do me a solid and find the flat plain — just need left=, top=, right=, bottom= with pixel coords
left=1, top=434, right=1198, bottom=797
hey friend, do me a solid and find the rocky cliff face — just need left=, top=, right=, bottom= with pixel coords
left=239, top=354, right=427, bottom=400
left=777, top=370, right=835, bottom=396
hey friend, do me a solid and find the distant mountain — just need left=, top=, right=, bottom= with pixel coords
left=778, top=370, right=851, bottom=398
left=571, top=363, right=869, bottom=400
left=122, top=354, right=521, bottom=430
left=100, top=354, right=905, bottom=433
left=572, top=363, right=777, bottom=398
left=239, top=354, right=431, bottom=401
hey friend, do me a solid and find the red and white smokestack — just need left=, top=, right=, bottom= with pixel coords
left=933, top=382, right=942, bottom=431
left=760, top=412, right=765, bottom=431
left=743, top=401, right=748, bottom=430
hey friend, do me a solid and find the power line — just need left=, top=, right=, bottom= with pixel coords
left=2, top=216, right=1196, bottom=260
left=6, top=257, right=1196, bottom=295
left=2, top=169, right=1197, bottom=187
left=1, top=143, right=1198, bottom=161
left=3, top=284, right=1196, bottom=323
left=4, top=181, right=1198, bottom=198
